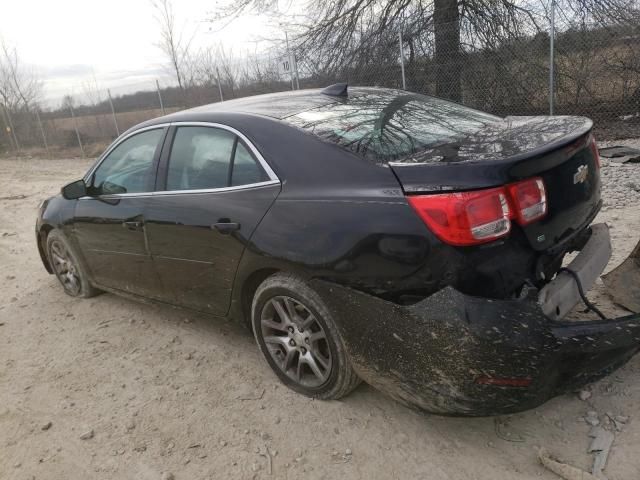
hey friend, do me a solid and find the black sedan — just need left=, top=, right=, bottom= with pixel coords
left=36, top=85, right=640, bottom=415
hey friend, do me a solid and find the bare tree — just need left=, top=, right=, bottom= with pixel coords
left=151, top=0, right=193, bottom=91
left=60, top=95, right=75, bottom=112
left=213, top=0, right=639, bottom=102
left=0, top=38, right=44, bottom=151
left=80, top=70, right=109, bottom=138
left=216, top=46, right=240, bottom=98
left=81, top=71, right=104, bottom=107
left=0, top=39, right=42, bottom=110
left=189, top=47, right=220, bottom=86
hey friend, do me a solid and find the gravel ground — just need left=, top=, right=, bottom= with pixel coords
left=600, top=138, right=640, bottom=208
left=1, top=153, right=639, bottom=480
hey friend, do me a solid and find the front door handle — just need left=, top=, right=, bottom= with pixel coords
left=123, top=220, right=144, bottom=231
left=213, top=222, right=240, bottom=234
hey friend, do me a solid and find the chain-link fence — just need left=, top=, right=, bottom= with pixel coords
left=1, top=16, right=639, bottom=158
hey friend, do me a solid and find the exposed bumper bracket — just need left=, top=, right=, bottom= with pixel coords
left=538, top=223, right=611, bottom=320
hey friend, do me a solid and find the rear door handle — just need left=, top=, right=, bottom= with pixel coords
left=123, top=220, right=144, bottom=230
left=213, top=222, right=240, bottom=234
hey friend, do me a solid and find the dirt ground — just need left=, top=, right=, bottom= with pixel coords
left=1, top=156, right=639, bottom=480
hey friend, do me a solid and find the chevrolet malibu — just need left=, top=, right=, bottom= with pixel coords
left=36, top=85, right=640, bottom=415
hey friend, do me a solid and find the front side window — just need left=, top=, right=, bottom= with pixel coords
left=91, top=129, right=164, bottom=195
left=166, top=126, right=267, bottom=191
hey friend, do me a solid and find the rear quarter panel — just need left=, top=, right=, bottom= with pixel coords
left=227, top=114, right=543, bottom=321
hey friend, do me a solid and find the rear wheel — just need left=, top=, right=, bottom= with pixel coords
left=252, top=273, right=360, bottom=399
left=47, top=229, right=99, bottom=298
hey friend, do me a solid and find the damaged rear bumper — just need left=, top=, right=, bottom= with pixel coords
left=311, top=280, right=640, bottom=416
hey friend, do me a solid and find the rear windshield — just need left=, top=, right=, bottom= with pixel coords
left=285, top=91, right=501, bottom=163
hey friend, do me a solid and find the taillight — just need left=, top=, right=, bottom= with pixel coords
left=466, top=191, right=511, bottom=241
left=407, top=187, right=511, bottom=246
left=507, top=177, right=547, bottom=225
left=408, top=178, right=548, bottom=246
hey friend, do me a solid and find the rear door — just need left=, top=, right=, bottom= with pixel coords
left=145, top=123, right=280, bottom=315
left=73, top=126, right=167, bottom=298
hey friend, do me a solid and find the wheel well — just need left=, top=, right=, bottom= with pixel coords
left=240, top=268, right=279, bottom=328
left=38, top=225, right=54, bottom=273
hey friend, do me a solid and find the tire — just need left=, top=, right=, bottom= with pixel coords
left=251, top=273, right=361, bottom=400
left=46, top=229, right=100, bottom=298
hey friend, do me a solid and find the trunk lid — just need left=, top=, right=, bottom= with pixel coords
left=391, top=116, right=601, bottom=251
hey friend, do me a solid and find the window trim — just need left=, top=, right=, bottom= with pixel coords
left=80, top=121, right=279, bottom=200
left=226, top=136, right=239, bottom=188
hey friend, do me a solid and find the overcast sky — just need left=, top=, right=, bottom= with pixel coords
left=0, top=0, right=282, bottom=106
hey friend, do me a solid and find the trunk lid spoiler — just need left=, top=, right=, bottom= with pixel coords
left=389, top=116, right=593, bottom=193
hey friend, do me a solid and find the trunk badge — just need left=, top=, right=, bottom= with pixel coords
left=573, top=164, right=589, bottom=184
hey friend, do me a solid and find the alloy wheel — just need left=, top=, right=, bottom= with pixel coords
left=49, top=239, right=81, bottom=295
left=260, top=295, right=333, bottom=388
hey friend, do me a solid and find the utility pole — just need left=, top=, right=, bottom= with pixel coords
left=1, top=103, right=21, bottom=152
left=69, top=102, right=85, bottom=158
left=399, top=30, right=407, bottom=90
left=216, top=67, right=224, bottom=102
left=107, top=89, right=120, bottom=136
left=156, top=79, right=166, bottom=115
left=284, top=30, right=299, bottom=90
left=1, top=103, right=20, bottom=153
left=34, top=108, right=50, bottom=157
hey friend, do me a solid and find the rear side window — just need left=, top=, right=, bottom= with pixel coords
left=167, top=126, right=234, bottom=190
left=285, top=91, right=500, bottom=163
left=165, top=126, right=267, bottom=191
left=232, top=142, right=268, bottom=186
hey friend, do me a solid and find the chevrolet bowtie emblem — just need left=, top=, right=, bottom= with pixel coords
left=573, top=164, right=589, bottom=184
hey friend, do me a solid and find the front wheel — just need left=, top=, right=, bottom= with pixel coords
left=47, top=229, right=99, bottom=298
left=251, top=273, right=360, bottom=400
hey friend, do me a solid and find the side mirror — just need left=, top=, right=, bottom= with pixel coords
left=61, top=179, right=87, bottom=200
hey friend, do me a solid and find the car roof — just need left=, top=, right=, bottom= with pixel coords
left=161, top=86, right=397, bottom=121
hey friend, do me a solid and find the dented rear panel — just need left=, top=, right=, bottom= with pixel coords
left=312, top=279, right=640, bottom=416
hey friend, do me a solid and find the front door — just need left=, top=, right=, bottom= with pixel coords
left=144, top=124, right=280, bottom=315
left=73, top=127, right=167, bottom=299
